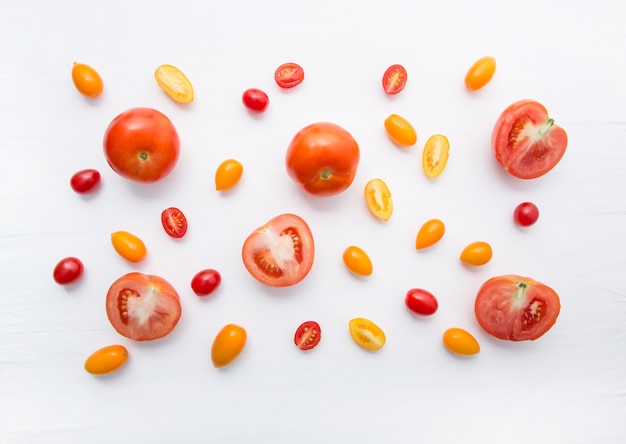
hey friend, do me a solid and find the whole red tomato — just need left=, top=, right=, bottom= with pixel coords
left=103, top=107, right=180, bottom=183
left=285, top=122, right=360, bottom=197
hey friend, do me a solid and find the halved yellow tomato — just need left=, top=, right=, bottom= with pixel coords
left=364, top=178, right=393, bottom=221
left=422, top=134, right=450, bottom=178
left=349, top=318, right=386, bottom=351
left=343, top=246, right=373, bottom=276
left=460, top=241, right=493, bottom=266
left=84, top=345, right=128, bottom=375
left=416, top=219, right=445, bottom=249
left=215, top=159, right=243, bottom=191
left=111, top=231, right=147, bottom=263
left=154, top=64, right=194, bottom=103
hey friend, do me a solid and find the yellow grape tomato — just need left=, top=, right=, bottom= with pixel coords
left=349, top=318, right=386, bottom=351
left=154, top=64, right=194, bottom=103
left=422, top=134, right=450, bottom=178
left=211, top=324, right=247, bottom=368
left=111, top=231, right=147, bottom=263
left=364, top=178, right=393, bottom=221
left=215, top=159, right=243, bottom=191
left=71, top=62, right=103, bottom=98
left=84, top=344, right=129, bottom=375
left=443, top=328, right=480, bottom=355
left=464, top=56, right=496, bottom=91
left=343, top=246, right=373, bottom=276
left=416, top=219, right=445, bottom=249
left=460, top=241, right=493, bottom=266
left=384, top=114, right=417, bottom=147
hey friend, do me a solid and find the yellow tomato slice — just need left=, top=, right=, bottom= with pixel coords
left=422, top=134, right=450, bottom=178
left=343, top=246, right=373, bottom=276
left=443, top=328, right=480, bottom=355
left=215, top=159, right=243, bottom=191
left=384, top=114, right=417, bottom=147
left=416, top=219, right=445, bottom=249
left=464, top=56, right=496, bottom=91
left=111, top=231, right=147, bottom=263
left=460, top=241, right=493, bottom=266
left=349, top=318, right=386, bottom=351
left=364, top=178, right=393, bottom=221
left=154, top=64, right=194, bottom=103
left=84, top=345, right=129, bottom=375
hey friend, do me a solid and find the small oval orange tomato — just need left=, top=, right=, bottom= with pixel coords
left=111, top=231, right=147, bottom=263
left=349, top=318, right=386, bottom=351
left=215, top=159, right=243, bottom=191
left=71, top=62, right=103, bottom=98
left=460, top=241, right=493, bottom=266
left=416, top=219, right=445, bottom=249
left=211, top=324, right=247, bottom=368
left=154, top=64, right=194, bottom=103
left=443, top=328, right=480, bottom=355
left=364, top=178, right=393, bottom=221
left=422, top=134, right=450, bottom=178
left=343, top=246, right=373, bottom=276
left=464, top=56, right=496, bottom=91
left=84, top=345, right=128, bottom=375
left=384, top=114, right=417, bottom=147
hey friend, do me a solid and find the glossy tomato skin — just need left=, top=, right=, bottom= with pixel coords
left=405, top=289, right=438, bottom=316
left=382, top=64, right=408, bottom=95
left=514, top=202, right=540, bottom=227
left=71, top=62, right=103, bottom=98
left=443, top=328, right=480, bottom=355
left=364, top=178, right=393, bottom=221
left=84, top=345, right=128, bottom=375
left=475, top=275, right=561, bottom=341
left=464, top=56, right=496, bottom=91
left=294, top=321, right=321, bottom=351
left=211, top=324, right=247, bottom=368
left=415, top=219, right=445, bottom=250
left=242, top=213, right=315, bottom=287
left=384, top=114, right=417, bottom=147
left=274, top=63, right=304, bottom=89
left=242, top=88, right=269, bottom=113
left=161, top=207, right=187, bottom=238
left=191, top=269, right=221, bottom=296
left=103, top=107, right=180, bottom=183
left=285, top=122, right=360, bottom=197
left=53, top=257, right=84, bottom=285
left=460, top=241, right=493, bottom=266
left=343, top=246, right=373, bottom=277
left=70, top=169, right=101, bottom=194
left=111, top=231, right=147, bottom=263
left=215, top=159, right=243, bottom=191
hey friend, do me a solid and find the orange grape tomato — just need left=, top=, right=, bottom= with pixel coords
left=154, top=64, right=194, bottom=103
left=211, top=324, right=247, bottom=368
left=71, top=62, right=103, bottom=98
left=84, top=345, right=128, bottom=375
left=215, top=159, right=243, bottom=191
left=384, top=114, right=417, bottom=147
left=111, top=231, right=147, bottom=263
left=460, top=241, right=493, bottom=266
left=422, top=134, right=450, bottom=178
left=349, top=318, right=386, bottom=351
left=343, top=246, right=373, bottom=276
left=443, top=328, right=480, bottom=355
left=464, top=56, right=496, bottom=91
left=364, top=178, right=393, bottom=221
left=415, top=219, right=445, bottom=249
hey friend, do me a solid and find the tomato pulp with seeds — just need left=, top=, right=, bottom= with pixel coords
left=349, top=318, right=386, bottom=351
left=294, top=321, right=321, bottom=351
left=154, top=64, right=194, bottom=103
left=161, top=207, right=187, bottom=238
left=275, top=62, right=304, bottom=89
left=242, top=214, right=315, bottom=287
left=382, top=64, right=407, bottom=95
left=422, top=134, right=450, bottom=178
left=364, top=178, right=393, bottom=221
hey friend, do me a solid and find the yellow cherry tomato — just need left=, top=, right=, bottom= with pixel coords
left=349, top=318, right=386, bottom=351
left=443, top=328, right=480, bottom=355
left=111, top=231, right=147, bottom=263
left=84, top=345, right=128, bottom=375
left=343, top=246, right=373, bottom=276
left=422, top=134, right=450, bottom=178
left=416, top=219, right=445, bottom=249
left=364, top=178, right=393, bottom=221
left=215, top=159, right=243, bottom=191
left=464, top=56, right=496, bottom=91
left=154, top=64, right=194, bottom=103
left=384, top=114, right=417, bottom=147
left=71, top=62, right=103, bottom=98
left=460, top=241, right=493, bottom=266
left=211, top=324, right=247, bottom=368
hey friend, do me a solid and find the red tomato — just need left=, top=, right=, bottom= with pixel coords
left=405, top=288, right=438, bottom=316
left=161, top=207, right=187, bottom=238
left=382, top=64, right=407, bottom=95
left=274, top=63, right=304, bottom=89
left=106, top=272, right=182, bottom=341
left=285, top=122, right=360, bottom=197
left=70, top=169, right=101, bottom=194
left=53, top=257, right=84, bottom=285
left=191, top=269, right=221, bottom=296
left=103, top=107, right=180, bottom=183
left=492, top=100, right=568, bottom=179
left=514, top=202, right=540, bottom=227
left=294, top=321, right=321, bottom=351
left=475, top=275, right=561, bottom=341
left=242, top=88, right=269, bottom=113
left=242, top=213, right=315, bottom=287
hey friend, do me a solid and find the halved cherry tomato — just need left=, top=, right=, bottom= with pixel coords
left=111, top=231, right=147, bottom=263
left=460, top=241, right=492, bottom=266
left=274, top=63, right=304, bottom=89
left=343, top=246, right=373, bottom=277
left=492, top=100, right=568, bottom=179
left=84, top=345, right=128, bottom=375
left=211, top=324, right=247, bottom=368
left=415, top=219, right=445, bottom=250
left=154, top=64, right=194, bottom=103
left=161, top=207, right=187, bottom=238
left=514, top=202, right=540, bottom=227
left=242, top=213, right=315, bottom=287
left=384, top=114, right=417, bottom=147
left=464, top=56, right=496, bottom=91
left=382, top=64, right=407, bottom=95
left=70, top=169, right=101, bottom=194
left=475, top=275, right=561, bottom=341
left=364, top=178, right=393, bottom=221
left=71, top=62, right=103, bottom=98
left=294, top=321, right=321, bottom=351
left=422, top=134, right=450, bottom=178
left=405, top=289, right=438, bottom=316
left=349, top=318, right=386, bottom=351
left=215, top=159, right=243, bottom=191
left=242, top=88, right=269, bottom=113
left=106, top=272, right=182, bottom=341
left=53, top=257, right=84, bottom=285
left=443, top=328, right=480, bottom=355
left=191, top=269, right=221, bottom=296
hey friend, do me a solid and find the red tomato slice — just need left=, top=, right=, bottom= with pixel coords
left=274, top=63, right=304, bottom=89
left=492, top=100, right=567, bottom=179
left=106, top=272, right=182, bottom=341
left=161, top=207, right=188, bottom=238
left=474, top=275, right=561, bottom=341
left=294, top=321, right=321, bottom=350
left=242, top=214, right=315, bottom=287
left=382, top=64, right=407, bottom=94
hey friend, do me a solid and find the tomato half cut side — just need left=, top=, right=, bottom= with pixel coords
left=364, top=178, right=393, bottom=221
left=294, top=321, right=321, bottom=351
left=161, top=207, right=188, bottom=238
left=349, top=318, right=386, bottom=351
left=382, top=64, right=407, bottom=95
left=274, top=63, right=304, bottom=89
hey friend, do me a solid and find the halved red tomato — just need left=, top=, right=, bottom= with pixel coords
left=274, top=63, right=304, bottom=89
left=382, top=64, right=407, bottom=95
left=474, top=275, right=561, bottom=341
left=492, top=100, right=568, bottom=179
left=241, top=214, right=314, bottom=287
left=106, top=272, right=182, bottom=341
left=294, top=321, right=321, bottom=351
left=161, top=207, right=187, bottom=238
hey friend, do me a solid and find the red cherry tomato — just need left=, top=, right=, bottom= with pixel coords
left=405, top=289, right=438, bottom=316
left=161, top=207, right=187, bottom=238
left=513, top=202, right=540, bottom=227
left=294, top=321, right=321, bottom=351
left=53, top=257, right=84, bottom=285
left=191, top=269, right=221, bottom=296
left=242, top=88, right=269, bottom=113
left=70, top=169, right=101, bottom=194
left=274, top=63, right=304, bottom=89
left=382, top=64, right=407, bottom=95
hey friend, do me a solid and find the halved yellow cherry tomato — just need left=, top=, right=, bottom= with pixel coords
left=384, top=114, right=417, bottom=147
left=422, top=134, right=450, bottom=178
left=443, top=328, right=480, bottom=355
left=464, top=56, right=496, bottom=91
left=211, top=324, right=247, bottom=368
left=111, top=231, right=147, bottom=263
left=215, top=159, right=243, bottom=191
left=416, top=219, right=445, bottom=249
left=460, top=241, right=492, bottom=266
left=349, top=318, right=386, bottom=351
left=364, top=178, right=393, bottom=221
left=154, top=64, right=194, bottom=103
left=71, top=62, right=103, bottom=98
left=84, top=344, right=128, bottom=375
left=343, top=246, right=373, bottom=276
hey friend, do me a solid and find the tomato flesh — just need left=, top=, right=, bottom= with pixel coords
left=382, top=64, right=407, bottom=95
left=294, top=321, right=321, bottom=351
left=53, top=257, right=84, bottom=285
left=84, top=345, right=128, bottom=375
left=274, top=63, right=304, bottom=89
left=211, top=324, right=247, bottom=368
left=405, top=289, right=438, bottom=316
left=514, top=202, right=540, bottom=227
left=349, top=318, right=386, bottom=351
left=364, top=178, right=393, bottom=221
left=191, top=269, right=221, bottom=296
left=415, top=219, right=445, bottom=250
left=161, top=207, right=188, bottom=238
left=384, top=114, right=417, bottom=147
left=154, top=64, right=194, bottom=103
left=422, top=134, right=450, bottom=178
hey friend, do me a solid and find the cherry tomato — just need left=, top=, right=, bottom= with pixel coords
left=285, top=122, right=360, bottom=197
left=349, top=318, right=386, bottom=351
left=464, top=56, right=496, bottom=91
left=242, top=88, right=269, bottom=113
left=53, top=257, right=84, bottom=285
left=111, top=231, right=147, bottom=263
left=514, top=202, right=540, bottom=227
left=422, top=134, right=450, bottom=178
left=382, top=64, right=407, bottom=95
left=364, top=178, right=393, bottom=221
left=294, top=321, right=321, bottom=351
left=343, top=246, right=373, bottom=277
left=70, top=169, right=101, bottom=194
left=405, top=289, right=438, bottom=316
left=274, top=62, right=304, bottom=89
left=443, top=328, right=480, bottom=355
left=161, top=207, right=187, bottom=238
left=211, top=324, right=247, bottom=368
left=103, top=107, right=180, bottom=183
left=242, top=213, right=315, bottom=287
left=492, top=100, right=568, bottom=179
left=71, top=62, right=103, bottom=98
left=460, top=241, right=492, bottom=266
left=415, top=219, right=445, bottom=250
left=154, top=64, right=194, bottom=103
left=475, top=275, right=561, bottom=341
left=215, top=159, right=243, bottom=191
left=106, top=272, right=182, bottom=341
left=191, top=269, right=221, bottom=296
left=384, top=114, right=417, bottom=147
left=84, top=345, right=128, bottom=375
